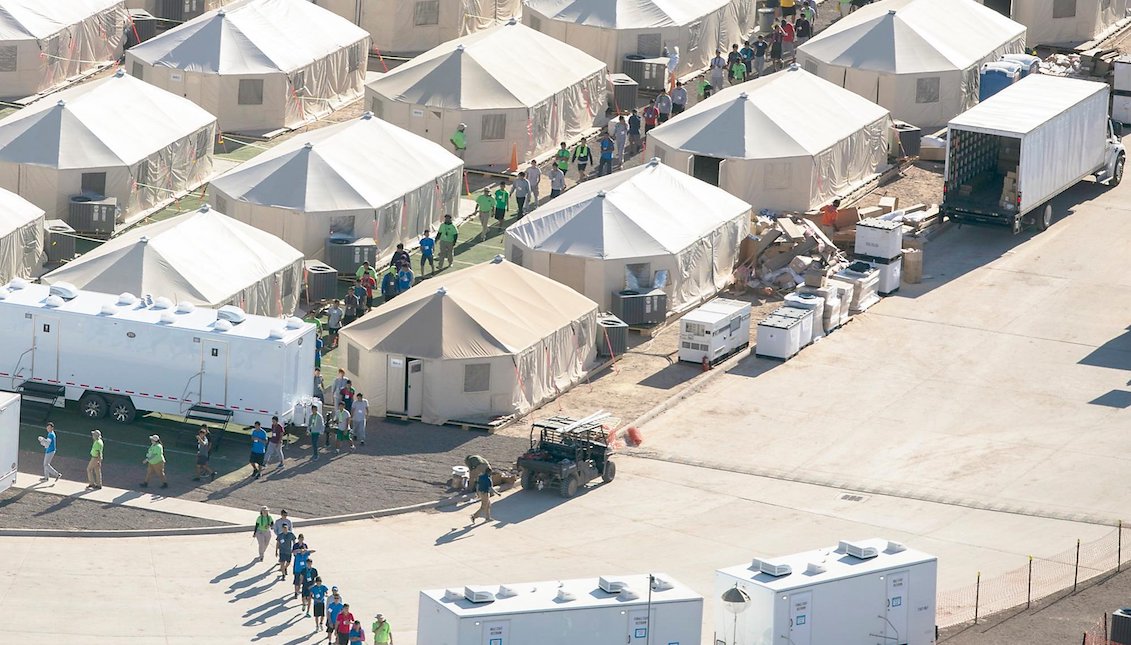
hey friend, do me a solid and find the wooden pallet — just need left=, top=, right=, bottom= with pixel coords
left=384, top=412, right=513, bottom=433
left=627, top=322, right=664, bottom=337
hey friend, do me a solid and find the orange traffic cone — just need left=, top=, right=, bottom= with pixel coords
left=508, top=143, right=519, bottom=173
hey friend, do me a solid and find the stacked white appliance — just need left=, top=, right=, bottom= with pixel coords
left=854, top=217, right=902, bottom=295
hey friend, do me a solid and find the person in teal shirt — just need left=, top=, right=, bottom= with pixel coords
left=310, top=578, right=329, bottom=631
left=249, top=422, right=268, bottom=479
left=419, top=229, right=435, bottom=274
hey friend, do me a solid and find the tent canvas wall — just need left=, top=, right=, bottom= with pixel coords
left=0, top=0, right=127, bottom=100
left=0, top=70, right=216, bottom=225
left=42, top=205, right=304, bottom=316
left=648, top=67, right=891, bottom=213
left=339, top=257, right=599, bottom=425
left=796, top=0, right=1026, bottom=129
left=976, top=0, right=1131, bottom=46
left=504, top=159, right=750, bottom=314
left=365, top=20, right=606, bottom=167
left=314, top=0, right=522, bottom=54
left=522, top=0, right=755, bottom=78
left=0, top=187, right=44, bottom=284
left=124, top=0, right=370, bottom=134
left=208, top=112, right=463, bottom=263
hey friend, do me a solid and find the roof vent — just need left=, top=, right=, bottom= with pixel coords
left=213, top=319, right=233, bottom=332
left=647, top=157, right=661, bottom=166
left=268, top=327, right=286, bottom=339
left=118, top=292, right=138, bottom=306
left=888, top=8, right=896, bottom=14
left=151, top=296, right=173, bottom=310
left=788, top=63, right=799, bottom=72
left=44, top=295, right=64, bottom=308
left=650, top=577, right=673, bottom=592
left=506, top=17, right=517, bottom=25
left=886, top=541, right=907, bottom=554
left=361, top=111, right=373, bottom=120
left=617, top=587, right=640, bottom=601
left=48, top=282, right=79, bottom=300
left=217, top=305, right=246, bottom=324
left=160, top=311, right=176, bottom=324
left=198, top=204, right=211, bottom=213
left=598, top=576, right=627, bottom=593
left=491, top=254, right=504, bottom=264
left=739, top=91, right=749, bottom=99
left=304, top=142, right=313, bottom=149
left=753, top=558, right=792, bottom=577
left=285, top=316, right=304, bottom=329
left=435, top=287, right=447, bottom=296
left=218, top=8, right=225, bottom=15
left=842, top=540, right=880, bottom=560
left=56, top=99, right=65, bottom=107
left=114, top=68, right=125, bottom=78
left=456, top=44, right=465, bottom=52
left=464, top=586, right=495, bottom=603
left=496, top=585, right=518, bottom=599
left=138, top=236, right=149, bottom=244
left=176, top=302, right=195, bottom=314
left=805, top=562, right=827, bottom=575
left=99, top=304, right=117, bottom=315
left=597, top=190, right=607, bottom=198
left=442, top=589, right=462, bottom=602
left=8, top=278, right=27, bottom=289
left=555, top=588, right=576, bottom=602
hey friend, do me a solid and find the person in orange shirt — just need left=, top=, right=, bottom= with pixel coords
left=820, top=199, right=842, bottom=228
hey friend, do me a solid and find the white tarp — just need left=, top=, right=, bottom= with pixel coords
left=648, top=67, right=891, bottom=213
left=365, top=20, right=606, bottom=166
left=796, top=0, right=1026, bottom=128
left=42, top=205, right=304, bottom=316
left=0, top=187, right=43, bottom=284
left=208, top=112, right=463, bottom=263
left=504, top=159, right=750, bottom=313
left=0, top=69, right=216, bottom=223
left=522, top=0, right=755, bottom=77
left=125, top=0, right=370, bottom=133
left=0, top=0, right=127, bottom=99
left=1002, top=0, right=1130, bottom=46
left=315, top=0, right=522, bottom=54
left=340, top=257, right=598, bottom=425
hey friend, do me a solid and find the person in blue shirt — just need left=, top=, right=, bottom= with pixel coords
left=397, top=263, right=415, bottom=293
left=39, top=421, right=62, bottom=482
left=249, top=421, right=268, bottom=479
left=419, top=229, right=435, bottom=275
left=300, top=557, right=319, bottom=616
left=326, top=588, right=345, bottom=641
left=292, top=541, right=313, bottom=598
left=597, top=132, right=615, bottom=177
left=470, top=467, right=495, bottom=523
left=310, top=577, right=329, bottom=631
left=380, top=266, right=398, bottom=303
left=352, top=280, right=368, bottom=315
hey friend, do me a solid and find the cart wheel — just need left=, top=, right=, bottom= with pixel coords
left=108, top=397, right=137, bottom=424
left=79, top=393, right=107, bottom=419
left=559, top=475, right=579, bottom=498
left=520, top=468, right=536, bottom=490
left=1036, top=204, right=1052, bottom=232
left=601, top=460, right=616, bottom=483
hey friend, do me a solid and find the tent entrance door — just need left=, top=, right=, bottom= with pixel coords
left=385, top=355, right=407, bottom=414
left=982, top=0, right=1012, bottom=17
left=406, top=359, right=423, bottom=417
left=691, top=155, right=723, bottom=186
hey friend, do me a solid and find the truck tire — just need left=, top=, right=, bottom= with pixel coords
left=108, top=397, right=137, bottom=424
left=559, top=475, right=579, bottom=498
left=601, top=460, right=617, bottom=483
left=1110, top=155, right=1125, bottom=187
left=520, top=468, right=536, bottom=490
left=79, top=393, right=107, bottom=419
left=1036, top=204, right=1053, bottom=231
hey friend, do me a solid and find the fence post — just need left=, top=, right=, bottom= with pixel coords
left=1119, top=520, right=1123, bottom=573
left=1105, top=612, right=1109, bottom=641
left=1073, top=539, right=1081, bottom=592
left=974, top=571, right=981, bottom=625
left=1026, top=556, right=1033, bottom=609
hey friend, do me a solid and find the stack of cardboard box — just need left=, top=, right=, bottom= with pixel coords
left=999, top=171, right=1018, bottom=211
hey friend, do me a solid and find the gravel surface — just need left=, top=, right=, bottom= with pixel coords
left=856, top=161, right=945, bottom=212
left=0, top=488, right=215, bottom=530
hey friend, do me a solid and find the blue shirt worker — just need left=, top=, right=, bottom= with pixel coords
left=39, top=421, right=62, bottom=481
left=597, top=134, right=614, bottom=177
left=249, top=422, right=268, bottom=479
left=469, top=468, right=495, bottom=523
left=397, top=265, right=415, bottom=293
left=419, top=230, right=435, bottom=274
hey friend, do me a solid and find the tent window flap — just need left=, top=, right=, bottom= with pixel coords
left=238, top=79, right=264, bottom=105
left=414, top=0, right=440, bottom=26
left=482, top=114, right=506, bottom=140
left=0, top=46, right=16, bottom=72
left=915, top=77, right=940, bottom=104
left=509, top=245, right=523, bottom=265
left=1053, top=0, right=1077, bottom=18
left=637, top=33, right=662, bottom=57
left=81, top=172, right=107, bottom=196
left=347, top=344, right=360, bottom=375
left=464, top=364, right=491, bottom=393
left=348, top=45, right=361, bottom=73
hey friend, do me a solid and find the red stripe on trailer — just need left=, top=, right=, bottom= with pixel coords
left=139, top=392, right=149, bottom=396
left=0, top=372, right=7, bottom=376
left=79, top=384, right=88, bottom=388
left=258, top=409, right=269, bottom=413
left=65, top=381, right=75, bottom=385
left=125, top=390, right=135, bottom=394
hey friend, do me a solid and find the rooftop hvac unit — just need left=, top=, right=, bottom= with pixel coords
left=464, top=586, right=496, bottom=603
left=44, top=219, right=76, bottom=264
left=607, top=73, right=638, bottom=112
left=68, top=194, right=117, bottom=236
left=304, top=259, right=338, bottom=304
left=159, top=0, right=207, bottom=21
left=752, top=558, right=792, bottom=577
left=622, top=55, right=668, bottom=92
left=324, top=236, right=379, bottom=274
left=610, top=289, right=666, bottom=326
left=598, top=576, right=627, bottom=593
left=840, top=540, right=880, bottom=560
left=597, top=314, right=628, bottom=357
left=1111, top=608, right=1131, bottom=645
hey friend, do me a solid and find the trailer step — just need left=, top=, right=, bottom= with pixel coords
left=185, top=404, right=234, bottom=426
left=16, top=381, right=65, bottom=421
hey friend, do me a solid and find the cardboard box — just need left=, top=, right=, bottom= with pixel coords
left=878, top=196, right=899, bottom=212
left=857, top=206, right=884, bottom=219
left=902, top=248, right=923, bottom=284
left=834, top=207, right=859, bottom=231
left=804, top=268, right=827, bottom=288
left=776, top=217, right=808, bottom=242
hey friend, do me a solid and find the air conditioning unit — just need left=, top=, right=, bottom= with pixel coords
left=622, top=55, right=668, bottom=91
left=841, top=540, right=880, bottom=560
left=464, top=586, right=496, bottom=603
left=68, top=194, right=117, bottom=236
left=125, top=9, right=159, bottom=48
left=324, top=235, right=379, bottom=274
left=1111, top=607, right=1131, bottom=645
left=610, top=288, right=666, bottom=326
left=304, top=259, right=338, bottom=304
left=159, top=0, right=206, bottom=21
left=598, top=576, right=627, bottom=593
left=596, top=314, right=628, bottom=357
left=44, top=219, right=76, bottom=264
left=608, top=73, right=638, bottom=112
left=752, top=558, right=792, bottom=577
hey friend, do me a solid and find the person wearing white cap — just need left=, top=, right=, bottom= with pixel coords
left=86, top=429, right=104, bottom=490
left=372, top=613, right=393, bottom=645
left=449, top=123, right=467, bottom=159
left=141, top=434, right=167, bottom=488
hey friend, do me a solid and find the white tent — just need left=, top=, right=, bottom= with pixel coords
left=504, top=159, right=750, bottom=313
left=976, top=0, right=1131, bottom=46
left=648, top=67, right=891, bottom=213
left=522, top=0, right=755, bottom=77
left=0, top=69, right=216, bottom=227
left=365, top=20, right=606, bottom=167
left=340, top=257, right=599, bottom=425
left=315, top=0, right=522, bottom=54
left=0, top=187, right=43, bottom=284
left=796, top=0, right=1026, bottom=128
left=0, top=0, right=127, bottom=100
left=125, top=0, right=370, bottom=134
left=42, top=205, right=304, bottom=316
left=208, top=112, right=463, bottom=263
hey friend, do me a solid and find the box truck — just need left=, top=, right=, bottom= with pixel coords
left=0, top=280, right=315, bottom=427
left=417, top=573, right=703, bottom=645
left=715, top=538, right=937, bottom=645
left=0, top=392, right=18, bottom=493
left=942, top=75, right=1124, bottom=234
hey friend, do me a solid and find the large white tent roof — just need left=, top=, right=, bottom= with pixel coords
left=506, top=159, right=751, bottom=259
left=0, top=0, right=122, bottom=41
left=649, top=67, right=890, bottom=159
left=800, top=0, right=1026, bottom=74
left=342, top=258, right=597, bottom=359
left=366, top=19, right=606, bottom=110
left=521, top=0, right=731, bottom=28
left=0, top=70, right=214, bottom=169
left=127, top=0, right=368, bottom=74
left=42, top=205, right=302, bottom=304
left=0, top=186, right=43, bottom=236
left=209, top=113, right=462, bottom=213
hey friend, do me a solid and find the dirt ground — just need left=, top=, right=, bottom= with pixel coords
left=854, top=160, right=946, bottom=212
left=0, top=488, right=214, bottom=530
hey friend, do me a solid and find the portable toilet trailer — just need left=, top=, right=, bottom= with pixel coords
left=715, top=538, right=937, bottom=645
left=979, top=61, right=1022, bottom=101
left=0, top=392, right=18, bottom=493
left=417, top=573, right=703, bottom=645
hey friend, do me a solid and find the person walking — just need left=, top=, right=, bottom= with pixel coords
left=525, top=161, right=541, bottom=209
left=627, top=109, right=641, bottom=156
left=671, top=81, right=687, bottom=115
left=753, top=35, right=768, bottom=78
left=597, top=132, right=614, bottom=177
left=301, top=557, right=319, bottom=615
left=470, top=466, right=495, bottom=522
left=194, top=426, right=216, bottom=482
left=475, top=188, right=493, bottom=241
left=390, top=243, right=410, bottom=269
left=730, top=55, right=747, bottom=85
left=264, top=416, right=285, bottom=471
left=311, top=577, right=329, bottom=629
left=548, top=164, right=565, bottom=199
left=571, top=138, right=591, bottom=180
left=325, top=300, right=343, bottom=349
left=612, top=116, right=628, bottom=166
left=396, top=263, right=414, bottom=294
left=448, top=123, right=467, bottom=159
left=334, top=402, right=351, bottom=453
left=249, top=421, right=268, bottom=479
left=418, top=229, right=435, bottom=275
left=349, top=620, right=365, bottom=645
left=493, top=180, right=510, bottom=226
left=272, top=509, right=290, bottom=542
left=292, top=541, right=314, bottom=598
left=339, top=379, right=355, bottom=413
left=794, top=11, right=812, bottom=49
left=351, top=394, right=368, bottom=446
left=253, top=506, right=273, bottom=561
left=641, top=101, right=659, bottom=135
left=326, top=588, right=345, bottom=643
left=343, top=288, right=359, bottom=327
left=360, top=271, right=377, bottom=310
left=781, top=18, right=796, bottom=62
left=436, top=214, right=458, bottom=270
left=313, top=368, right=325, bottom=405
left=380, top=265, right=397, bottom=304
left=331, top=369, right=347, bottom=409
left=86, top=429, right=103, bottom=490
left=655, top=90, right=672, bottom=124
left=709, top=49, right=726, bottom=91
left=352, top=279, right=369, bottom=316
left=770, top=24, right=785, bottom=71
left=309, top=403, right=324, bottom=461
left=372, top=614, right=393, bottom=645
left=512, top=172, right=530, bottom=218
left=141, top=434, right=167, bottom=488
left=275, top=523, right=296, bottom=579
left=554, top=141, right=571, bottom=176
left=336, top=604, right=356, bottom=645
left=38, top=422, right=62, bottom=482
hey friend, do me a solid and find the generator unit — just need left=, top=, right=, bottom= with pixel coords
left=324, top=235, right=379, bottom=275
left=678, top=298, right=751, bottom=365
left=610, top=288, right=666, bottom=326
left=43, top=219, right=76, bottom=264
left=67, top=194, right=117, bottom=236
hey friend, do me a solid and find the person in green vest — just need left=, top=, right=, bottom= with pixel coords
left=449, top=123, right=467, bottom=159
left=86, top=429, right=103, bottom=490
left=493, top=180, right=510, bottom=226
left=554, top=141, right=571, bottom=173
left=141, top=434, right=167, bottom=489
left=475, top=188, right=493, bottom=241
left=254, top=506, right=274, bottom=561
left=571, top=138, right=591, bottom=181
left=436, top=214, right=458, bottom=270
left=372, top=613, right=393, bottom=645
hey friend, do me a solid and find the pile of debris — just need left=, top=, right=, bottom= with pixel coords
left=734, top=211, right=848, bottom=294
left=1039, top=53, right=1084, bottom=76
left=819, top=197, right=942, bottom=252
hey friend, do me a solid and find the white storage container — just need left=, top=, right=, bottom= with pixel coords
left=835, top=264, right=881, bottom=313
left=855, top=218, right=903, bottom=260
left=773, top=306, right=814, bottom=347
left=784, top=292, right=825, bottom=339
left=716, top=538, right=938, bottom=645
left=417, top=573, right=703, bottom=645
left=0, top=392, right=18, bottom=493
left=865, top=255, right=902, bottom=295
left=678, top=298, right=752, bottom=365
left=755, top=314, right=803, bottom=360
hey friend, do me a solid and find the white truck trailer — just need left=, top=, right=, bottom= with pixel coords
left=417, top=573, right=703, bottom=645
left=0, top=392, right=19, bottom=493
left=715, top=538, right=937, bottom=645
left=0, top=280, right=315, bottom=427
left=942, top=75, right=1124, bottom=233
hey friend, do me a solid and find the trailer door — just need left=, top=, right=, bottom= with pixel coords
left=480, top=619, right=509, bottom=645
left=200, top=339, right=229, bottom=408
left=627, top=609, right=649, bottom=644
left=385, top=355, right=406, bottom=414
left=32, top=316, right=59, bottom=382
left=406, top=359, right=423, bottom=417
left=788, top=591, right=812, bottom=645
left=885, top=571, right=909, bottom=644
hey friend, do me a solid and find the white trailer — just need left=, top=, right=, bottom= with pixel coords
left=0, top=280, right=315, bottom=427
left=417, top=573, right=703, bottom=645
left=942, top=75, right=1124, bottom=234
left=715, top=538, right=937, bottom=645
left=0, top=392, right=19, bottom=493
left=678, top=298, right=752, bottom=366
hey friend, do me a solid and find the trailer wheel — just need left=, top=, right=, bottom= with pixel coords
left=1111, top=155, right=1125, bottom=186
left=520, top=468, right=536, bottom=490
left=79, top=393, right=107, bottom=419
left=108, top=397, right=136, bottom=424
left=559, top=475, right=579, bottom=498
left=601, top=460, right=617, bottom=483
left=1036, top=204, right=1053, bottom=231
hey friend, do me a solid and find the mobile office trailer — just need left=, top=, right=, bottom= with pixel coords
left=417, top=573, right=703, bottom=645
left=0, top=393, right=18, bottom=493
left=942, top=75, right=1124, bottom=234
left=716, top=538, right=938, bottom=645
left=0, top=281, right=314, bottom=427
